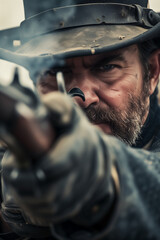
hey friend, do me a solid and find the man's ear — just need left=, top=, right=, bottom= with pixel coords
left=148, top=49, right=160, bottom=95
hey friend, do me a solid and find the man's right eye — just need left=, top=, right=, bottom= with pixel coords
left=43, top=69, right=57, bottom=76
left=43, top=68, right=72, bottom=77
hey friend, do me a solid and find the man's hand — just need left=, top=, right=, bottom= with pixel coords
left=1, top=91, right=109, bottom=229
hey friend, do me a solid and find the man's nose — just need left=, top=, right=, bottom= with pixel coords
left=70, top=74, right=100, bottom=108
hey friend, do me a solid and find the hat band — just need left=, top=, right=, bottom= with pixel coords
left=20, top=3, right=160, bottom=43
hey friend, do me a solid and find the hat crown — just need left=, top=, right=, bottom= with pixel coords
left=23, top=0, right=148, bottom=19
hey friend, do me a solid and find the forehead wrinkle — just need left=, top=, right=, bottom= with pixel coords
left=66, top=56, right=93, bottom=69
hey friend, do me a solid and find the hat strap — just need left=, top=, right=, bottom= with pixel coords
left=20, top=3, right=160, bottom=43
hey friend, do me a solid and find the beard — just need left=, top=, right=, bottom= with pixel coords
left=83, top=91, right=149, bottom=146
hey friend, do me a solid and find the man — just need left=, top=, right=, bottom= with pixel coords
left=0, top=0, right=160, bottom=239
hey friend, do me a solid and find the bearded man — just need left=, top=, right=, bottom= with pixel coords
left=0, top=0, right=160, bottom=240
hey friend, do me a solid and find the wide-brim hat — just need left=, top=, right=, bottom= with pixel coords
left=0, top=0, right=160, bottom=71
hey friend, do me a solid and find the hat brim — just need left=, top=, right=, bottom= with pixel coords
left=18, top=25, right=149, bottom=57
left=0, top=23, right=160, bottom=71
left=17, top=23, right=160, bottom=57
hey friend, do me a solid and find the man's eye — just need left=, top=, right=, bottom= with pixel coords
left=98, top=64, right=117, bottom=72
left=44, top=70, right=57, bottom=76
left=43, top=69, right=72, bottom=77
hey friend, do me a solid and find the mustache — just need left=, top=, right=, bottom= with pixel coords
left=83, top=104, right=123, bottom=126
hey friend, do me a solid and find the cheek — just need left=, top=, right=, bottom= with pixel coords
left=97, top=82, right=127, bottom=109
left=98, top=76, right=142, bottom=109
left=36, top=84, right=44, bottom=94
left=36, top=74, right=59, bottom=94
left=101, top=90, right=123, bottom=107
left=36, top=85, right=49, bottom=95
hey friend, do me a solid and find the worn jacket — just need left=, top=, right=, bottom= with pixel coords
left=0, top=93, right=160, bottom=240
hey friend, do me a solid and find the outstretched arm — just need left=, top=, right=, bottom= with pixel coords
left=1, top=91, right=160, bottom=240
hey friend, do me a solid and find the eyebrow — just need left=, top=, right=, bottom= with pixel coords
left=93, top=54, right=126, bottom=68
left=48, top=53, right=126, bottom=71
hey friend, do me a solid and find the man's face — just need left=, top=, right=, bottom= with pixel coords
left=37, top=45, right=150, bottom=145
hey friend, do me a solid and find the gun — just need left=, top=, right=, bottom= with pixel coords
left=0, top=68, right=85, bottom=166
left=0, top=68, right=55, bottom=164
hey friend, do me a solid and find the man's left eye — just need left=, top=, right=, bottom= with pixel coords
left=98, top=64, right=116, bottom=72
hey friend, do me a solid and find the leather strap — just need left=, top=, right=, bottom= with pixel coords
left=20, top=3, right=160, bottom=42
left=23, top=0, right=149, bottom=19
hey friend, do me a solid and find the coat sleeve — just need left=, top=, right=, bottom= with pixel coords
left=1, top=93, right=160, bottom=240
